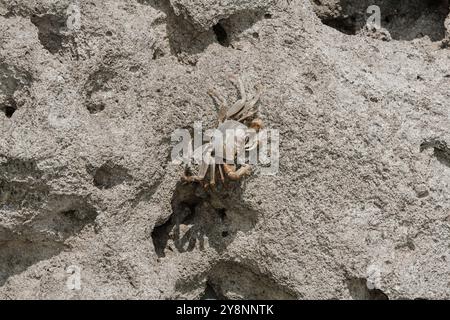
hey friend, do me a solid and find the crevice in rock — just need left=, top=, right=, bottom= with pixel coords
left=347, top=278, right=389, bottom=300
left=0, top=159, right=48, bottom=210
left=0, top=158, right=98, bottom=287
left=212, top=22, right=230, bottom=47
left=210, top=10, right=266, bottom=46
left=321, top=15, right=358, bottom=35
left=0, top=98, right=17, bottom=118
left=30, top=13, right=67, bottom=54
left=85, top=69, right=117, bottom=97
left=312, top=0, right=449, bottom=41
left=137, top=0, right=212, bottom=59
left=0, top=196, right=97, bottom=287
left=0, top=241, right=65, bottom=287
left=0, top=63, right=31, bottom=118
left=91, top=163, right=132, bottom=190
left=137, top=0, right=266, bottom=60
left=84, top=66, right=117, bottom=114
left=200, top=281, right=226, bottom=300
left=151, top=181, right=259, bottom=258
left=151, top=183, right=206, bottom=258
left=420, top=139, right=450, bottom=168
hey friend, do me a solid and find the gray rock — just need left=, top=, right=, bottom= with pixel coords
left=169, top=0, right=275, bottom=29
left=1, top=0, right=450, bottom=299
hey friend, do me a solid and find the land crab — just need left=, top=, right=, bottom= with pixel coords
left=182, top=75, right=264, bottom=188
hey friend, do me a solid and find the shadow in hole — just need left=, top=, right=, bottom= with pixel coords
left=0, top=199, right=97, bottom=287
left=420, top=139, right=450, bottom=168
left=137, top=0, right=267, bottom=56
left=434, top=149, right=450, bottom=168
left=347, top=278, right=389, bottom=300
left=137, top=0, right=214, bottom=56
left=314, top=0, right=449, bottom=41
left=175, top=261, right=299, bottom=300
left=0, top=241, right=65, bottom=287
left=200, top=281, right=226, bottom=300
left=152, top=181, right=259, bottom=257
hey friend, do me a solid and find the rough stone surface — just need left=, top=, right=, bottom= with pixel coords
left=169, top=0, right=275, bottom=30
left=1, top=0, right=450, bottom=299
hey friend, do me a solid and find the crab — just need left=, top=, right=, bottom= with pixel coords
left=182, top=75, right=264, bottom=188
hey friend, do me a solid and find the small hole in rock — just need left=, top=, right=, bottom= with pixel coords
left=92, top=163, right=131, bottom=189
left=1, top=99, right=17, bottom=118
left=217, top=208, right=227, bottom=221
left=252, top=32, right=260, bottom=39
left=264, top=13, right=273, bottom=19
left=105, top=31, right=113, bottom=36
left=313, top=0, right=450, bottom=41
left=129, top=66, right=140, bottom=73
left=87, top=104, right=105, bottom=114
left=222, top=231, right=229, bottom=237
left=201, top=282, right=224, bottom=300
left=212, top=23, right=230, bottom=47
left=347, top=278, right=389, bottom=300
left=5, top=106, right=16, bottom=118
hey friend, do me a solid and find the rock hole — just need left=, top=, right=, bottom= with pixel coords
left=91, top=163, right=131, bottom=189
left=129, top=65, right=140, bottom=73
left=85, top=69, right=117, bottom=97
left=176, top=262, right=298, bottom=299
left=152, top=219, right=172, bottom=258
left=60, top=208, right=97, bottom=222
left=312, top=0, right=449, bottom=41
left=152, top=182, right=258, bottom=258
left=0, top=189, right=98, bottom=286
left=216, top=208, right=227, bottom=221
left=86, top=103, right=105, bottom=114
left=0, top=64, right=31, bottom=117
left=212, top=22, right=230, bottom=47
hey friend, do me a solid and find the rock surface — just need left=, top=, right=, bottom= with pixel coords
left=1, top=0, right=450, bottom=299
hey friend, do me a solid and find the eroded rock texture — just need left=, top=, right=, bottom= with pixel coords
left=1, top=0, right=450, bottom=299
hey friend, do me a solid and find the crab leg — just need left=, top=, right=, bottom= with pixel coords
left=208, top=88, right=228, bottom=122
left=223, top=164, right=252, bottom=181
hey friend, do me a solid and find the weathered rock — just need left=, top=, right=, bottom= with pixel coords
left=1, top=0, right=450, bottom=299
left=169, top=0, right=275, bottom=29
